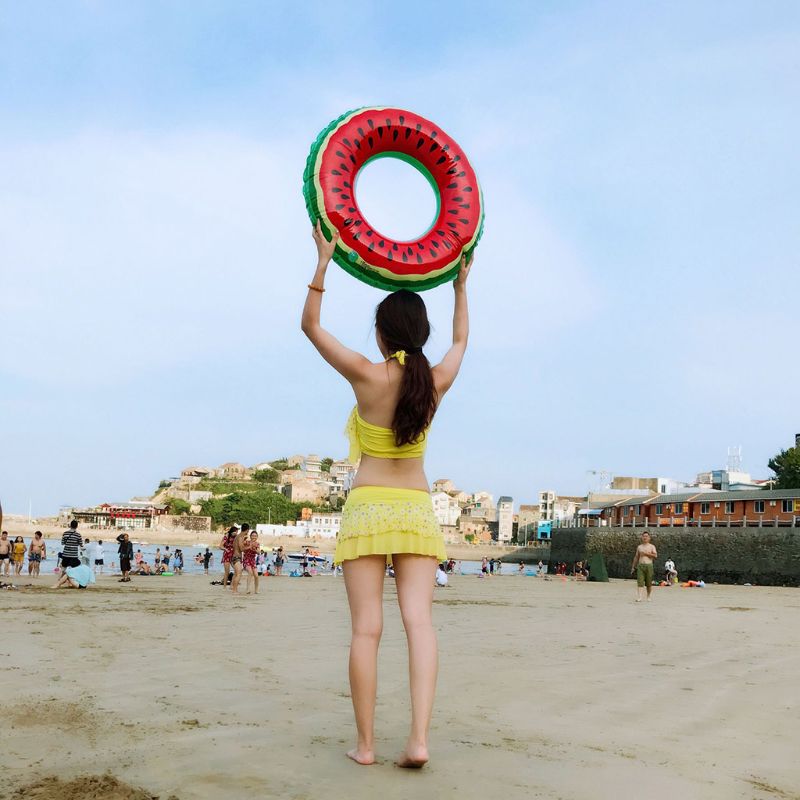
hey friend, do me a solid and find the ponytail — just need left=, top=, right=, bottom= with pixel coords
left=375, top=291, right=437, bottom=446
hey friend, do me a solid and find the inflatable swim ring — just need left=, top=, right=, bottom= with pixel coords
left=303, top=107, right=484, bottom=292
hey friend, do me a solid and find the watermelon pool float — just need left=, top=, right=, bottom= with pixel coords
left=303, top=107, right=484, bottom=292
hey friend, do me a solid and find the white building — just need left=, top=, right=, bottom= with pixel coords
left=256, top=522, right=310, bottom=538
left=539, top=490, right=583, bottom=522
left=431, top=491, right=461, bottom=526
left=330, top=460, right=356, bottom=489
left=308, top=512, right=342, bottom=539
left=497, top=496, right=514, bottom=543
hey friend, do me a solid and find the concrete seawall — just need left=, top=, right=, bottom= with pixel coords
left=548, top=526, right=800, bottom=586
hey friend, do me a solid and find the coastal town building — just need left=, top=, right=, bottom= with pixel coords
left=330, top=460, right=356, bottom=489
left=432, top=478, right=457, bottom=494
left=539, top=491, right=584, bottom=522
left=497, top=496, right=514, bottom=543
left=431, top=492, right=461, bottom=527
left=281, top=479, right=328, bottom=504
left=611, top=476, right=687, bottom=494
left=308, top=512, right=342, bottom=539
left=68, top=501, right=168, bottom=530
left=597, top=489, right=800, bottom=527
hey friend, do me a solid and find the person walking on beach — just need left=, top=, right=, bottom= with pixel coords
left=274, top=546, right=285, bottom=576
left=302, top=223, right=473, bottom=768
left=230, top=524, right=249, bottom=594
left=219, top=527, right=236, bottom=586
left=243, top=531, right=259, bottom=594
left=61, top=521, right=83, bottom=571
left=664, top=557, right=677, bottom=584
left=632, top=531, right=658, bottom=602
left=202, top=547, right=213, bottom=575
left=116, top=532, right=134, bottom=583
left=11, top=537, right=25, bottom=575
left=93, top=539, right=105, bottom=574
left=28, top=531, right=46, bottom=577
left=0, top=531, right=11, bottom=576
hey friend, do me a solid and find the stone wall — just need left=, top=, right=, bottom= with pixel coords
left=499, top=543, right=551, bottom=565
left=549, top=527, right=800, bottom=586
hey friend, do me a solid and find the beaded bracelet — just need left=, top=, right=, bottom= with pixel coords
left=307, top=284, right=325, bottom=293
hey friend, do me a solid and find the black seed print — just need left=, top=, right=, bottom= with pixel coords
left=332, top=188, right=342, bottom=193
left=443, top=241, right=451, bottom=249
left=354, top=140, right=360, bottom=149
left=453, top=155, right=461, bottom=162
left=453, top=196, right=462, bottom=202
left=343, top=218, right=352, bottom=225
left=393, top=130, right=399, bottom=141
left=343, top=138, right=352, bottom=147
left=416, top=254, right=423, bottom=264
left=463, top=186, right=473, bottom=192
left=407, top=246, right=413, bottom=254
left=331, top=170, right=341, bottom=176
left=429, top=142, right=438, bottom=153
left=446, top=182, right=458, bottom=189
left=399, top=115, right=405, bottom=124
left=436, top=229, right=446, bottom=236
left=377, top=128, right=383, bottom=138
left=460, top=204, right=470, bottom=209
left=343, top=181, right=351, bottom=188
left=348, top=207, right=356, bottom=212
left=405, top=128, right=412, bottom=139
left=415, top=123, right=421, bottom=132
left=357, top=127, right=365, bottom=137
left=354, top=220, right=362, bottom=226
left=336, top=150, right=345, bottom=158
left=402, top=253, right=408, bottom=262
left=431, top=131, right=438, bottom=138
left=417, top=242, right=425, bottom=250
left=457, top=171, right=465, bottom=177
left=429, top=249, right=436, bottom=258
left=366, top=230, right=373, bottom=236
left=459, top=218, right=469, bottom=224
left=379, top=240, right=385, bottom=247
left=353, top=232, right=360, bottom=240
left=369, top=242, right=375, bottom=251
left=447, top=209, right=458, bottom=215
left=443, top=144, right=450, bottom=151
left=368, top=136, right=374, bottom=148
left=349, top=155, right=356, bottom=164
left=447, top=222, right=457, bottom=229
left=368, top=119, right=374, bottom=129
left=447, top=167, right=457, bottom=175
left=432, top=240, right=440, bottom=248
left=388, top=251, right=393, bottom=261
left=392, top=243, right=398, bottom=250
left=416, top=138, right=424, bottom=149
left=335, top=203, right=344, bottom=210
left=436, top=156, right=446, bottom=165
left=341, top=194, right=350, bottom=200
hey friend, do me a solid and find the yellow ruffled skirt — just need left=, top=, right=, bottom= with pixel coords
left=334, top=486, right=447, bottom=564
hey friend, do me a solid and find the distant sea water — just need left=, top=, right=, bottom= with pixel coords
left=35, top=538, right=545, bottom=578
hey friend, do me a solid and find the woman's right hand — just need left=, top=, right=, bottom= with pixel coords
left=312, top=220, right=340, bottom=266
left=454, top=253, right=473, bottom=289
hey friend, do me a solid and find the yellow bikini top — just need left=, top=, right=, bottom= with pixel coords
left=345, top=406, right=428, bottom=463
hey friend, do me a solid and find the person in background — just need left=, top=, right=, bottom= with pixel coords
left=243, top=532, right=259, bottom=594
left=12, top=537, right=26, bottom=575
left=203, top=547, right=213, bottom=575
left=61, top=521, right=83, bottom=571
left=81, top=538, right=91, bottom=566
left=274, top=546, right=285, bottom=576
left=230, top=524, right=250, bottom=594
left=28, top=531, right=46, bottom=577
left=435, top=564, right=448, bottom=587
left=632, top=531, right=658, bottom=602
left=116, top=532, right=134, bottom=583
left=53, top=562, right=95, bottom=589
left=0, top=531, right=11, bottom=576
left=665, top=557, right=677, bottom=584
left=174, top=549, right=184, bottom=574
left=219, top=527, right=236, bottom=586
left=163, top=546, right=171, bottom=569
left=93, top=539, right=105, bottom=575
left=154, top=548, right=161, bottom=570
left=135, top=549, right=143, bottom=566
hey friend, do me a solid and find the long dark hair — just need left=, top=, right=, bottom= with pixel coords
left=375, top=290, right=437, bottom=446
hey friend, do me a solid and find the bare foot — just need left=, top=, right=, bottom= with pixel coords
left=346, top=748, right=375, bottom=765
left=396, top=744, right=428, bottom=769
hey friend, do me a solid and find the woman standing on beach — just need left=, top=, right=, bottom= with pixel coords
left=302, top=222, right=472, bottom=768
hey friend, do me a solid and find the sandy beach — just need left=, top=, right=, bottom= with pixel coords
left=1, top=573, right=798, bottom=800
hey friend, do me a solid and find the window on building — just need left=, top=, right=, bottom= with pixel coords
left=622, top=507, right=628, bottom=516
left=782, top=500, right=794, bottom=513
left=636, top=505, right=642, bottom=515
left=725, top=501, right=735, bottom=514
left=655, top=504, right=663, bottom=515
left=674, top=503, right=683, bottom=513
left=700, top=502, right=710, bottom=514
left=753, top=500, right=765, bottom=514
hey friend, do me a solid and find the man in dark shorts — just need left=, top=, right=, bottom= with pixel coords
left=0, top=530, right=12, bottom=576
left=116, top=532, right=134, bottom=583
left=202, top=548, right=213, bottom=575
left=60, top=521, right=83, bottom=569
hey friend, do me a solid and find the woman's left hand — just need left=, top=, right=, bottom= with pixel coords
left=312, top=220, right=340, bottom=266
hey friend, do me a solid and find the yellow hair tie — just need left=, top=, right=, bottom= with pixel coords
left=390, top=350, right=406, bottom=366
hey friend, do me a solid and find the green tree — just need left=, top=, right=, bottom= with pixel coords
left=157, top=479, right=172, bottom=490
left=252, top=468, right=279, bottom=483
left=166, top=498, right=191, bottom=515
left=320, top=457, right=334, bottom=473
left=464, top=533, right=475, bottom=544
left=269, top=459, right=289, bottom=471
left=199, top=489, right=304, bottom=529
left=768, top=446, right=800, bottom=489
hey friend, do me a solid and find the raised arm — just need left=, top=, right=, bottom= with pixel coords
left=433, top=254, right=472, bottom=394
left=301, top=221, right=372, bottom=382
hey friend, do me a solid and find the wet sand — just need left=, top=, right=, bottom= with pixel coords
left=1, top=573, right=798, bottom=799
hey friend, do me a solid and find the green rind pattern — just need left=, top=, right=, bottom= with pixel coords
left=302, top=107, right=484, bottom=292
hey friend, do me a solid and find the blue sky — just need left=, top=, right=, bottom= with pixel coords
left=1, top=1, right=798, bottom=516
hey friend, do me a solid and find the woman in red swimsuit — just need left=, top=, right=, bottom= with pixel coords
left=219, top=527, right=236, bottom=587
left=243, top=531, right=259, bottom=595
